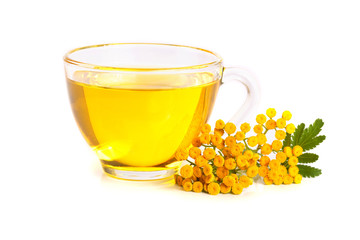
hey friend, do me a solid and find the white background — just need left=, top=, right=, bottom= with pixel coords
left=1, top=0, right=359, bottom=239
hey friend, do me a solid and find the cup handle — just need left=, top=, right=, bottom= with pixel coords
left=221, top=67, right=260, bottom=124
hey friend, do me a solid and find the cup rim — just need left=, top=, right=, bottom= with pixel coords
left=63, top=43, right=223, bottom=71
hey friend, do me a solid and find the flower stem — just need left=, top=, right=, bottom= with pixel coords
left=186, top=159, right=194, bottom=165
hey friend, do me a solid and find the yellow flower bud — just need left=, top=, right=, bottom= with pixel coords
left=282, top=110, right=292, bottom=121
left=266, top=108, right=276, bottom=118
left=256, top=114, right=267, bottom=124
left=192, top=181, right=203, bottom=193
left=224, top=122, right=236, bottom=135
left=180, top=165, right=193, bottom=178
left=286, top=123, right=296, bottom=134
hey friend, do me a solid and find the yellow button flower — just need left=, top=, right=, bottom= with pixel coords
left=225, top=158, right=236, bottom=170
left=214, top=128, right=225, bottom=136
left=276, top=118, right=286, bottom=129
left=180, top=165, right=193, bottom=178
left=259, top=166, right=269, bottom=177
left=175, top=175, right=183, bottom=186
left=183, top=181, right=193, bottom=191
left=266, top=108, right=276, bottom=118
left=192, top=137, right=202, bottom=147
left=247, top=136, right=258, bottom=147
left=192, top=181, right=203, bottom=193
left=193, top=166, right=202, bottom=178
left=207, top=182, right=220, bottom=195
left=260, top=156, right=270, bottom=166
left=282, top=110, right=292, bottom=121
left=203, top=163, right=213, bottom=176
left=288, top=156, right=298, bottom=166
left=216, top=167, right=229, bottom=179
left=191, top=174, right=197, bottom=182
left=234, top=145, right=244, bottom=155
left=240, top=123, right=251, bottom=133
left=189, top=147, right=201, bottom=159
left=294, top=174, right=302, bottom=184
left=225, top=136, right=236, bottom=147
left=257, top=134, right=267, bottom=145
left=230, top=173, right=239, bottom=183
left=182, top=178, right=192, bottom=186
left=215, top=119, right=225, bottom=129
left=248, top=159, right=257, bottom=166
left=292, top=145, right=303, bottom=157
left=276, top=152, right=287, bottom=163
left=222, top=147, right=231, bottom=158
left=239, top=175, right=252, bottom=188
left=272, top=140, right=283, bottom=151
left=195, top=155, right=207, bottom=167
left=283, top=146, right=293, bottom=158
left=286, top=123, right=296, bottom=134
left=265, top=119, right=276, bottom=129
left=275, top=130, right=286, bottom=140
left=212, top=155, right=223, bottom=168
left=252, top=153, right=260, bottom=161
left=263, top=176, right=273, bottom=185
left=236, top=155, right=247, bottom=168
left=211, top=134, right=223, bottom=146
left=289, top=166, right=299, bottom=177
left=205, top=174, right=215, bottom=184
left=201, top=123, right=211, bottom=134
left=279, top=165, right=288, bottom=176
left=256, top=114, right=267, bottom=124
left=224, top=122, right=236, bottom=135
left=203, top=148, right=216, bottom=160
left=253, top=124, right=263, bottom=134
left=231, top=183, right=243, bottom=195
left=230, top=145, right=241, bottom=157
left=175, top=148, right=189, bottom=160
left=268, top=170, right=278, bottom=180
left=269, top=159, right=280, bottom=170
left=247, top=165, right=259, bottom=178
left=200, top=133, right=211, bottom=144
left=244, top=150, right=254, bottom=160
left=235, top=131, right=246, bottom=141
left=283, top=175, right=294, bottom=185
left=273, top=176, right=283, bottom=185
left=223, top=175, right=236, bottom=187
left=261, top=144, right=272, bottom=155
left=220, top=183, right=231, bottom=194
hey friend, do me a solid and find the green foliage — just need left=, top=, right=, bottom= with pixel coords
left=298, top=153, right=319, bottom=164
left=291, top=123, right=305, bottom=146
left=283, top=133, right=291, bottom=148
left=296, top=119, right=326, bottom=151
left=299, top=119, right=324, bottom=145
left=287, top=119, right=325, bottom=178
left=301, top=135, right=326, bottom=151
left=297, top=165, right=322, bottom=178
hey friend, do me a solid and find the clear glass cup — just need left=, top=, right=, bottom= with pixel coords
left=64, top=43, right=258, bottom=180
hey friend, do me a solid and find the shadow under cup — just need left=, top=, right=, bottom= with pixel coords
left=64, top=43, right=224, bottom=180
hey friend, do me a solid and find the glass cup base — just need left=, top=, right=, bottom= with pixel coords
left=101, top=163, right=180, bottom=181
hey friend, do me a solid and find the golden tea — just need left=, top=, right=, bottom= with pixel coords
left=67, top=71, right=220, bottom=171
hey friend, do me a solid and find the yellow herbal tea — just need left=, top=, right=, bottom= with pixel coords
left=67, top=71, right=220, bottom=170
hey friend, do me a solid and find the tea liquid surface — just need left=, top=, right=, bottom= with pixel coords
left=67, top=71, right=220, bottom=167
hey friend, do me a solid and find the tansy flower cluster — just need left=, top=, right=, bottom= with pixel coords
left=174, top=108, right=304, bottom=195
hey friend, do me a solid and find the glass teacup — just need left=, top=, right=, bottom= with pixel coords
left=64, top=43, right=258, bottom=180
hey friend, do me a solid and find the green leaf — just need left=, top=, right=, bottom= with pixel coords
left=301, top=135, right=326, bottom=151
left=298, top=153, right=319, bottom=163
left=299, top=119, right=324, bottom=146
left=297, top=165, right=322, bottom=178
left=283, top=133, right=291, bottom=148
left=291, top=123, right=305, bottom=146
